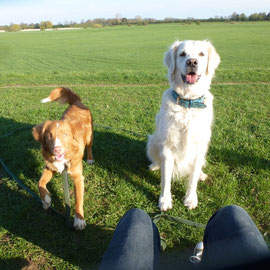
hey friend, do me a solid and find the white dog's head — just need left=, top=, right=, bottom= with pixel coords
left=164, top=40, right=220, bottom=96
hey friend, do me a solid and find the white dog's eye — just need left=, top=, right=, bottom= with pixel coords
left=179, top=52, right=186, bottom=57
left=199, top=52, right=205, bottom=56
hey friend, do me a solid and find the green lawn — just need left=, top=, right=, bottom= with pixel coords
left=0, top=22, right=269, bottom=269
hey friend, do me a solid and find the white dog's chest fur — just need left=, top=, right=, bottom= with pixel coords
left=153, top=89, right=213, bottom=177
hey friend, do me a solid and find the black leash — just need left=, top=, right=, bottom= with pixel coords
left=153, top=212, right=206, bottom=229
left=153, top=212, right=206, bottom=251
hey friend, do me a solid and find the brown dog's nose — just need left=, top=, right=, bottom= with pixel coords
left=186, top=58, right=198, bottom=67
left=54, top=146, right=62, bottom=154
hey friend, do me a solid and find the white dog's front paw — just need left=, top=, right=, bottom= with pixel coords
left=149, top=163, right=160, bottom=171
left=199, top=171, right=208, bottom=181
left=184, top=194, right=198, bottom=209
left=159, top=195, right=172, bottom=211
left=42, top=194, right=51, bottom=210
left=74, top=216, right=86, bottom=230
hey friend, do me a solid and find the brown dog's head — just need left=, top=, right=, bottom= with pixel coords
left=33, top=120, right=75, bottom=161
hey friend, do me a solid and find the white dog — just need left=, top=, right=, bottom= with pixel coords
left=147, top=40, right=220, bottom=211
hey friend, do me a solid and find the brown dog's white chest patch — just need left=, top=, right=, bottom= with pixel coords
left=52, top=159, right=67, bottom=173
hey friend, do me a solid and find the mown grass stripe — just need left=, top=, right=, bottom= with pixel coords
left=0, top=81, right=269, bottom=89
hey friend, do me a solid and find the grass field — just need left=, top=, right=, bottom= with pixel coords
left=0, top=22, right=270, bottom=269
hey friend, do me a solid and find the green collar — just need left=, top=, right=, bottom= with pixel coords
left=172, top=90, right=206, bottom=109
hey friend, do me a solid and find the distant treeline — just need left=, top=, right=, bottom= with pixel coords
left=1, top=12, right=269, bottom=32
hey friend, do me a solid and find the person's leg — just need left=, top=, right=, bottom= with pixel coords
left=202, top=205, right=270, bottom=268
left=99, top=208, right=160, bottom=270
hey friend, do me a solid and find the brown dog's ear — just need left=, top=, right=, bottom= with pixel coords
left=206, top=41, right=220, bottom=77
left=32, top=121, right=51, bottom=144
left=164, top=40, right=182, bottom=86
left=32, top=123, right=44, bottom=143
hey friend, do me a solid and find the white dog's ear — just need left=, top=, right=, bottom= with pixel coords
left=206, top=42, right=220, bottom=76
left=164, top=41, right=181, bottom=84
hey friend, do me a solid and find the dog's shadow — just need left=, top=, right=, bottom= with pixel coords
left=209, top=145, right=270, bottom=170
left=91, top=128, right=159, bottom=197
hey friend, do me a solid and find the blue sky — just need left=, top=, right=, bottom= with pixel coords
left=0, top=0, right=269, bottom=25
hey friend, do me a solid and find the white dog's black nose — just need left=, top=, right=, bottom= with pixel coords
left=186, top=58, right=198, bottom=67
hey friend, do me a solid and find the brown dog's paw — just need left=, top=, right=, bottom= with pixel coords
left=74, top=215, right=86, bottom=230
left=87, top=159, right=94, bottom=165
left=42, top=194, right=51, bottom=210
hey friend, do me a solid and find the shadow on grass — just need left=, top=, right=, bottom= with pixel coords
left=160, top=247, right=195, bottom=270
left=0, top=183, right=112, bottom=269
left=0, top=118, right=40, bottom=180
left=92, top=129, right=159, bottom=201
left=0, top=257, right=32, bottom=270
left=209, top=146, right=270, bottom=170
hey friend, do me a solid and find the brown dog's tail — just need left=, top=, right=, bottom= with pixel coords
left=41, top=87, right=81, bottom=105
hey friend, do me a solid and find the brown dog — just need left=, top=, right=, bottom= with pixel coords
left=33, top=87, right=93, bottom=230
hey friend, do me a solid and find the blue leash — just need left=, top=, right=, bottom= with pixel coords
left=0, top=158, right=71, bottom=225
left=0, top=158, right=41, bottom=202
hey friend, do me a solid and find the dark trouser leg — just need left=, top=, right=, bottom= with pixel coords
left=99, top=208, right=160, bottom=270
left=202, top=205, right=270, bottom=268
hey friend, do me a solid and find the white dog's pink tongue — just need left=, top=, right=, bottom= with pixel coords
left=186, top=74, right=198, bottom=84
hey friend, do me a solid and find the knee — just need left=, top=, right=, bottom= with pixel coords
left=207, top=205, right=252, bottom=230
left=125, top=208, right=151, bottom=223
left=122, top=209, right=159, bottom=235
left=218, top=205, right=248, bottom=219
